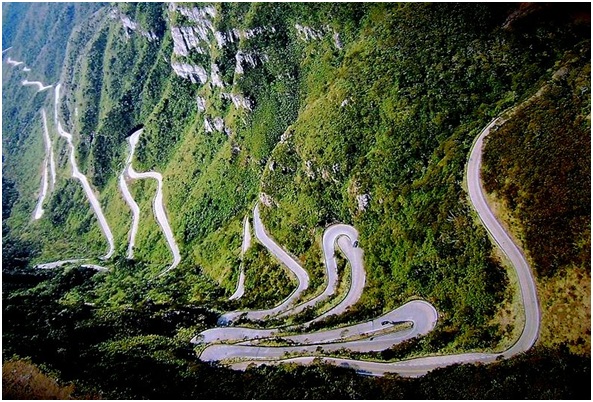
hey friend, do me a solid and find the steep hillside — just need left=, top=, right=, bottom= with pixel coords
left=482, top=43, right=591, bottom=354
left=2, top=2, right=590, bottom=399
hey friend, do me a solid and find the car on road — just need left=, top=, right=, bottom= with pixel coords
left=353, top=240, right=359, bottom=248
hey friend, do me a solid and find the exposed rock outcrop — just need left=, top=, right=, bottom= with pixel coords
left=235, top=50, right=268, bottom=75
left=280, top=128, right=293, bottom=144
left=210, top=63, right=225, bottom=88
left=204, top=117, right=214, bottom=133
left=204, top=116, right=227, bottom=134
left=333, top=32, right=343, bottom=49
left=170, top=4, right=217, bottom=22
left=356, top=194, right=371, bottom=212
left=213, top=116, right=224, bottom=132
left=214, top=26, right=276, bottom=49
left=221, top=92, right=252, bottom=110
left=295, top=23, right=343, bottom=50
left=169, top=4, right=215, bottom=58
left=304, top=160, right=315, bottom=179
left=110, top=8, right=158, bottom=42
left=259, top=192, right=274, bottom=207
left=171, top=63, right=208, bottom=84
left=171, top=27, right=208, bottom=56
left=196, top=96, right=206, bottom=112
left=295, top=24, right=326, bottom=41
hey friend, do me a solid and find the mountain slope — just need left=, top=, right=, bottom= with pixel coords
left=2, top=2, right=590, bottom=398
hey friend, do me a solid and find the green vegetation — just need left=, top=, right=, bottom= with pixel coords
left=2, top=266, right=590, bottom=398
left=483, top=47, right=591, bottom=278
left=239, top=243, right=295, bottom=309
left=482, top=43, right=591, bottom=355
left=258, top=2, right=588, bottom=350
left=2, top=2, right=590, bottom=399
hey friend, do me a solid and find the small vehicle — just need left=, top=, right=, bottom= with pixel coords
left=353, top=240, right=359, bottom=248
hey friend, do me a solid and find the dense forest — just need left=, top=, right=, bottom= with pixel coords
left=2, top=2, right=590, bottom=399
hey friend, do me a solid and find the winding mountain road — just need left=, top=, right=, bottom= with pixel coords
left=277, top=224, right=364, bottom=319
left=119, top=133, right=142, bottom=259
left=7, top=44, right=540, bottom=378
left=195, top=109, right=541, bottom=377
left=36, top=259, right=87, bottom=269
left=8, top=55, right=56, bottom=221
left=22, top=80, right=53, bottom=92
left=220, top=207, right=368, bottom=324
left=201, top=314, right=428, bottom=362
left=466, top=115, right=540, bottom=356
left=308, top=232, right=365, bottom=323
left=44, top=109, right=57, bottom=188
left=33, top=146, right=49, bottom=220
left=195, top=300, right=436, bottom=346
left=8, top=52, right=111, bottom=268
left=119, top=171, right=140, bottom=260
left=81, top=264, right=109, bottom=272
left=6, top=57, right=23, bottom=66
left=195, top=217, right=436, bottom=363
left=33, top=110, right=56, bottom=220
left=218, top=204, right=310, bottom=324
left=125, top=129, right=181, bottom=275
left=54, top=84, right=115, bottom=260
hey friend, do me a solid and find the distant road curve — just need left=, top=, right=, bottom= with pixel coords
left=22, top=80, right=52, bottom=92
left=119, top=132, right=142, bottom=259
left=32, top=110, right=55, bottom=220
left=34, top=260, right=108, bottom=273
left=43, top=109, right=57, bottom=188
left=54, top=84, right=115, bottom=260
left=36, top=259, right=87, bottom=269
left=6, top=57, right=23, bottom=66
left=10, top=53, right=113, bottom=266
left=80, top=264, right=109, bottom=272
left=119, top=170, right=140, bottom=259
left=277, top=224, right=364, bottom=320
left=124, top=128, right=181, bottom=275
